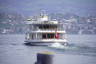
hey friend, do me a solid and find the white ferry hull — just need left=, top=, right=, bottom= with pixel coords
left=25, top=39, right=67, bottom=46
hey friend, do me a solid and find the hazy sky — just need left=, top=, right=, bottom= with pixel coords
left=0, top=0, right=96, bottom=16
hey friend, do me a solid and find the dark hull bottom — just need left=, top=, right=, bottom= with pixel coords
left=24, top=41, right=67, bottom=46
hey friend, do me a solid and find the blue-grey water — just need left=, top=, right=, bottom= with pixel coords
left=0, top=34, right=96, bottom=64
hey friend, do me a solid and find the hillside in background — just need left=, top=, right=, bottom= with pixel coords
left=0, top=11, right=96, bottom=34
left=0, top=11, right=26, bottom=34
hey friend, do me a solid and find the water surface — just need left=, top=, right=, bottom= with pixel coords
left=0, top=34, right=96, bottom=64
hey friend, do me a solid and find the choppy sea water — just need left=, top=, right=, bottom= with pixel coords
left=0, top=34, right=96, bottom=64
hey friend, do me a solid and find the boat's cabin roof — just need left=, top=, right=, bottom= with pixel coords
left=26, top=14, right=62, bottom=25
left=26, top=21, right=59, bottom=25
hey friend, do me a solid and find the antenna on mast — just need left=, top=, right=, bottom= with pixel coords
left=40, top=10, right=47, bottom=16
left=39, top=10, right=49, bottom=21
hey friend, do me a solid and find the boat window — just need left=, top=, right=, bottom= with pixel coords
left=47, top=33, right=54, bottom=38
left=29, top=33, right=33, bottom=39
left=42, top=34, right=47, bottom=39
left=42, top=33, right=55, bottom=39
left=39, top=25, right=57, bottom=30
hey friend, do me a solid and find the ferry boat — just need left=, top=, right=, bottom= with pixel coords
left=25, top=13, right=68, bottom=46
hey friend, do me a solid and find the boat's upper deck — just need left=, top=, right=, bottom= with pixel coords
left=25, top=14, right=65, bottom=32
left=26, top=14, right=61, bottom=25
left=26, top=20, right=59, bottom=25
